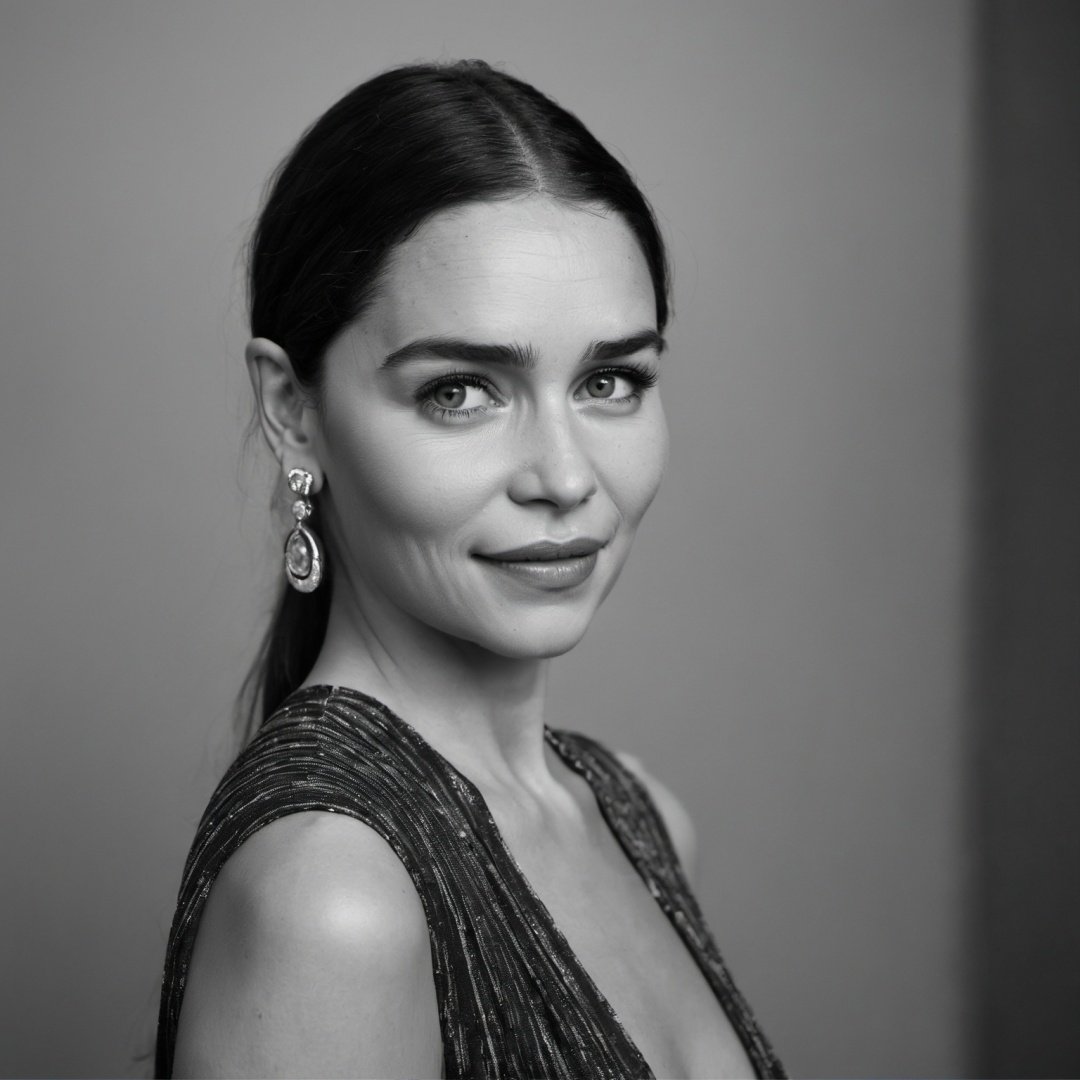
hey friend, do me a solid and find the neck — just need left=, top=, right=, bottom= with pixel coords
left=303, top=584, right=554, bottom=791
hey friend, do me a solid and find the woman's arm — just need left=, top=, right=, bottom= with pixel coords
left=171, top=811, right=442, bottom=1079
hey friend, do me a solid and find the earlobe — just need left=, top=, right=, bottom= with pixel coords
left=245, top=337, right=322, bottom=484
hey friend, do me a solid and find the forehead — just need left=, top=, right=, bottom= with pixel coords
left=370, top=196, right=656, bottom=345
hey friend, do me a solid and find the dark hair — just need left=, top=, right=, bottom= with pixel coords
left=239, top=60, right=671, bottom=739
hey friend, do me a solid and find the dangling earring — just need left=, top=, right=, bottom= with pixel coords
left=283, top=467, right=323, bottom=593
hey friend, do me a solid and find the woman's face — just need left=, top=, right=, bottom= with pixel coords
left=316, top=195, right=667, bottom=661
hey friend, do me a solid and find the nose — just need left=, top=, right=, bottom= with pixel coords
left=507, top=406, right=599, bottom=510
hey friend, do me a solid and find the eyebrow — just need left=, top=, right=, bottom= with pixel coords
left=379, top=329, right=665, bottom=371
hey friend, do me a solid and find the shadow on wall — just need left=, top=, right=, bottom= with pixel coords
left=969, top=1, right=1080, bottom=1075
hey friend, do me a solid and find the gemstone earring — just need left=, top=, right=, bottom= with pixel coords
left=283, top=467, right=323, bottom=593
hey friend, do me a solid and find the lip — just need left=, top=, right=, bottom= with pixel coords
left=478, top=538, right=605, bottom=562
left=473, top=538, right=605, bottom=590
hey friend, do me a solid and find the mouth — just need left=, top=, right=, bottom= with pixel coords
left=473, top=538, right=606, bottom=589
left=480, top=538, right=605, bottom=562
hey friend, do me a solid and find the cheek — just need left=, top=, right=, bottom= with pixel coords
left=328, top=418, right=503, bottom=545
left=599, top=409, right=669, bottom=524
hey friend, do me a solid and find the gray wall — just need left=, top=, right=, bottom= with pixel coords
left=971, top=2, right=1080, bottom=1074
left=0, top=2, right=974, bottom=1075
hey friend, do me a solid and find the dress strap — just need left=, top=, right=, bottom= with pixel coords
left=158, top=688, right=655, bottom=1079
left=545, top=728, right=788, bottom=1079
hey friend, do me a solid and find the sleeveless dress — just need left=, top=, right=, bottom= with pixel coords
left=156, top=685, right=785, bottom=1079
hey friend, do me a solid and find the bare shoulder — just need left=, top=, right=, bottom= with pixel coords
left=172, top=810, right=441, bottom=1079
left=615, top=750, right=699, bottom=882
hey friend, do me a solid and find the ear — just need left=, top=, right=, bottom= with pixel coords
left=246, top=337, right=323, bottom=490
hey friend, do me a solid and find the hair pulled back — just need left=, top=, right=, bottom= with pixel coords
left=242, top=60, right=670, bottom=738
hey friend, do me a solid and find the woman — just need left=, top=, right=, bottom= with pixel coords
left=157, top=61, right=785, bottom=1079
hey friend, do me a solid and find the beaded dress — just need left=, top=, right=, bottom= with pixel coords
left=156, top=685, right=785, bottom=1079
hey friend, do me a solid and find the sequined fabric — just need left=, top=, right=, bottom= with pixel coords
left=156, top=685, right=785, bottom=1078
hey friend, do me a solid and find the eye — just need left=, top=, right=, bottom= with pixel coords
left=575, top=364, right=658, bottom=406
left=416, top=373, right=501, bottom=420
left=431, top=381, right=483, bottom=409
left=582, top=372, right=622, bottom=399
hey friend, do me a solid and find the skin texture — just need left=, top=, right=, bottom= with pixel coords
left=174, top=196, right=756, bottom=1078
left=315, top=195, right=668, bottom=666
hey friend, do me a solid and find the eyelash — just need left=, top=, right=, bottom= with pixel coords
left=414, top=363, right=659, bottom=421
left=415, top=372, right=499, bottom=421
left=586, top=362, right=659, bottom=397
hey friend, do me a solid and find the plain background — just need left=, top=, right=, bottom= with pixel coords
left=0, top=1, right=981, bottom=1075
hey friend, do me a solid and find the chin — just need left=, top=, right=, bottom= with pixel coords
left=464, top=610, right=594, bottom=662
left=497, top=634, right=586, bottom=662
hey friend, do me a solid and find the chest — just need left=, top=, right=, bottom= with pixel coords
left=489, top=804, right=757, bottom=1079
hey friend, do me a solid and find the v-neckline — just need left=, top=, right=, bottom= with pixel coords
left=306, top=684, right=657, bottom=1078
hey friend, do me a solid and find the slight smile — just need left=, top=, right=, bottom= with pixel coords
left=473, top=539, right=606, bottom=590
